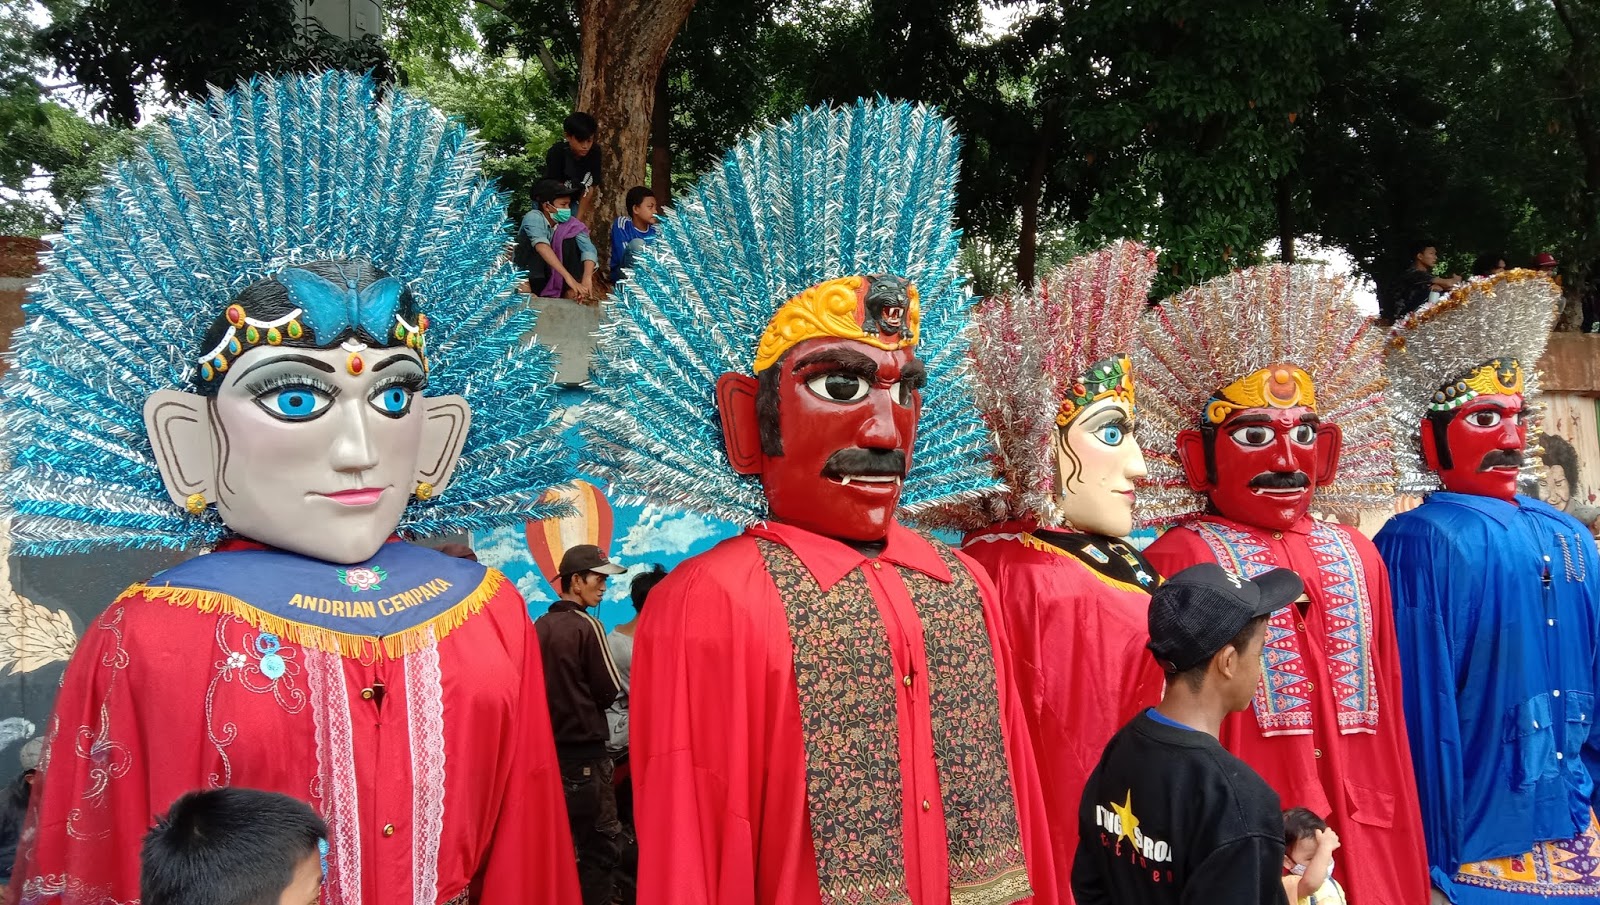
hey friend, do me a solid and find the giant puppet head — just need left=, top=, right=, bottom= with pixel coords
left=581, top=101, right=1001, bottom=537
left=1385, top=272, right=1561, bottom=500
left=0, top=73, right=576, bottom=561
left=1133, top=265, right=1395, bottom=532
left=937, top=241, right=1158, bottom=538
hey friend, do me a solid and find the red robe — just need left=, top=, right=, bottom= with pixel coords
left=961, top=528, right=1165, bottom=905
left=630, top=520, right=1058, bottom=905
left=1144, top=515, right=1430, bottom=905
left=10, top=539, right=580, bottom=905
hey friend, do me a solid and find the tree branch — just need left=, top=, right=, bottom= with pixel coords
left=470, top=0, right=506, bottom=12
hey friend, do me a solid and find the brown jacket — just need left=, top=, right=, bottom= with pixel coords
left=534, top=600, right=623, bottom=759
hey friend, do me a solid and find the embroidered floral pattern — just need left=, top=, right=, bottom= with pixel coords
left=757, top=538, right=1031, bottom=905
left=905, top=545, right=1033, bottom=905
left=407, top=634, right=447, bottom=905
left=339, top=565, right=388, bottom=593
left=307, top=648, right=363, bottom=905
left=205, top=618, right=307, bottom=787
left=65, top=605, right=132, bottom=842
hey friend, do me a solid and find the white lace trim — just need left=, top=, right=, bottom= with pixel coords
left=308, top=649, right=363, bottom=905
left=407, top=632, right=446, bottom=905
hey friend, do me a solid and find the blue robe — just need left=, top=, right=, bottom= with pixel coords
left=1376, top=492, right=1600, bottom=902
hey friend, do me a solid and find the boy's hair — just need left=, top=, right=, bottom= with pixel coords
left=1407, top=239, right=1438, bottom=262
left=630, top=563, right=669, bottom=611
left=564, top=112, right=598, bottom=141
left=142, top=788, right=327, bottom=905
left=625, top=186, right=656, bottom=214
left=1283, top=806, right=1329, bottom=848
left=1167, top=614, right=1268, bottom=691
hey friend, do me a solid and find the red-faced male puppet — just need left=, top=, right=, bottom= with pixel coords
left=1136, top=265, right=1430, bottom=905
left=1174, top=364, right=1344, bottom=530
left=1418, top=359, right=1528, bottom=501
left=714, top=274, right=925, bottom=541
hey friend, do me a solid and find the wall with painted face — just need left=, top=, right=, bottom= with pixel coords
left=1054, top=396, right=1146, bottom=536
left=1177, top=405, right=1343, bottom=532
left=718, top=336, right=924, bottom=542
left=1422, top=393, right=1527, bottom=501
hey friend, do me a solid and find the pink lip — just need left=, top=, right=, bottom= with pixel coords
left=319, top=488, right=386, bottom=506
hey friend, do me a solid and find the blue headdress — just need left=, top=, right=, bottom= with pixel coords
left=580, top=99, right=1000, bottom=524
left=0, top=71, right=575, bottom=554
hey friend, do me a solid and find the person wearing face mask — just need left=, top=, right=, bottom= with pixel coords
left=938, top=241, right=1165, bottom=903
left=0, top=73, right=583, bottom=905
left=1281, top=808, right=1346, bottom=905
left=1378, top=273, right=1600, bottom=904
left=581, top=100, right=1055, bottom=905
left=1132, top=265, right=1429, bottom=905
left=519, top=178, right=598, bottom=302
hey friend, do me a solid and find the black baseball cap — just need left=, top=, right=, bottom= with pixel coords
left=557, top=543, right=626, bottom=577
left=1146, top=562, right=1304, bottom=673
left=533, top=178, right=579, bottom=204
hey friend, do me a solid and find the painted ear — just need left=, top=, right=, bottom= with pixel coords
left=1175, top=428, right=1214, bottom=493
left=1314, top=421, right=1344, bottom=487
left=144, top=390, right=217, bottom=508
left=1419, top=417, right=1443, bottom=473
left=416, top=395, right=472, bottom=493
left=716, top=372, right=763, bottom=476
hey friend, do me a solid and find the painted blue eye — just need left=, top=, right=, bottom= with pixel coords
left=1095, top=424, right=1126, bottom=446
left=264, top=386, right=331, bottom=421
left=371, top=385, right=414, bottom=417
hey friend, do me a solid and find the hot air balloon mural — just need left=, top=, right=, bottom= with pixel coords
left=525, top=481, right=616, bottom=595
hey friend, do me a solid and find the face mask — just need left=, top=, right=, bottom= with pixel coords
left=552, top=207, right=573, bottom=224
left=1289, top=859, right=1334, bottom=878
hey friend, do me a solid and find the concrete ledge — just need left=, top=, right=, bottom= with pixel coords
left=529, top=295, right=601, bottom=386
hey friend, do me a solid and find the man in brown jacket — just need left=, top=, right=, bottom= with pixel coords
left=536, top=543, right=627, bottom=905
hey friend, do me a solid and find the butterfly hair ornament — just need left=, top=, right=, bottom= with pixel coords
left=0, top=71, right=576, bottom=554
left=579, top=98, right=1002, bottom=524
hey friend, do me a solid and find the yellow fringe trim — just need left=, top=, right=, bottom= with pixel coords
left=1020, top=533, right=1160, bottom=595
left=119, top=571, right=506, bottom=659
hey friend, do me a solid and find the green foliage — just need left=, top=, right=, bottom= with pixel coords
left=397, top=50, right=566, bottom=217
left=38, top=0, right=393, bottom=125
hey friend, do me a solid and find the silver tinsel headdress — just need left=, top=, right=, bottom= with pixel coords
left=931, top=240, right=1156, bottom=531
left=0, top=71, right=576, bottom=554
left=1132, top=264, right=1394, bottom=526
left=1385, top=270, right=1560, bottom=493
left=580, top=99, right=1000, bottom=524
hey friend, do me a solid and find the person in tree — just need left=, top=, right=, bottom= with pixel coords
left=1377, top=272, right=1600, bottom=903
left=582, top=99, right=1055, bottom=905
left=545, top=112, right=602, bottom=227
left=0, top=72, right=582, bottom=905
left=1390, top=241, right=1461, bottom=322
left=938, top=240, right=1166, bottom=903
left=1131, top=264, right=1430, bottom=905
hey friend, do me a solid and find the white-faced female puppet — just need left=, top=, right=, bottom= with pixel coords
left=144, top=261, right=470, bottom=564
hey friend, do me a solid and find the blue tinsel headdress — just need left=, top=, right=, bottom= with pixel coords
left=581, top=98, right=1001, bottom=524
left=0, top=71, right=576, bottom=554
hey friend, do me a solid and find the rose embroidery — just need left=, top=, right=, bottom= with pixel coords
left=338, top=565, right=388, bottom=593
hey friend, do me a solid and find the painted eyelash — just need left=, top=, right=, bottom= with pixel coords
left=370, top=372, right=428, bottom=395
left=243, top=373, right=341, bottom=398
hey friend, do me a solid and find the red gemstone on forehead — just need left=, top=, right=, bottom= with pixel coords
left=348, top=353, right=364, bottom=375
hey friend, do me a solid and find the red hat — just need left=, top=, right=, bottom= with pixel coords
left=1534, top=252, right=1559, bottom=269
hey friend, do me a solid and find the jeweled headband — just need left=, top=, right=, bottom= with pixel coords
left=193, top=261, right=430, bottom=389
left=753, top=274, right=921, bottom=373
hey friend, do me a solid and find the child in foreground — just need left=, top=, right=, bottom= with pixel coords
left=141, top=787, right=327, bottom=905
left=1282, top=807, right=1346, bottom=905
left=1072, top=562, right=1303, bottom=904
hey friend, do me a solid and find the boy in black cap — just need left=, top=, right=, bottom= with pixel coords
left=536, top=543, right=628, bottom=905
left=516, top=178, right=598, bottom=301
left=1072, top=562, right=1301, bottom=904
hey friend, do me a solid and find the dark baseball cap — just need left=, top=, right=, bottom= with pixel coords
left=1146, top=562, right=1304, bottom=673
left=533, top=178, right=579, bottom=204
left=557, top=543, right=626, bottom=576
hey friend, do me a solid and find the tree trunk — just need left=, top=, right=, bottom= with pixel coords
left=650, top=64, right=672, bottom=206
left=576, top=0, right=696, bottom=278
left=1276, top=174, right=1295, bottom=263
left=1015, top=108, right=1057, bottom=289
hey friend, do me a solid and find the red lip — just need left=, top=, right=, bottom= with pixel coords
left=319, top=488, right=386, bottom=506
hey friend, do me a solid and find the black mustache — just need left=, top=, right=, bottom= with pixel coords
left=1478, top=450, right=1524, bottom=471
left=1249, top=471, right=1311, bottom=490
left=821, top=448, right=907, bottom=478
